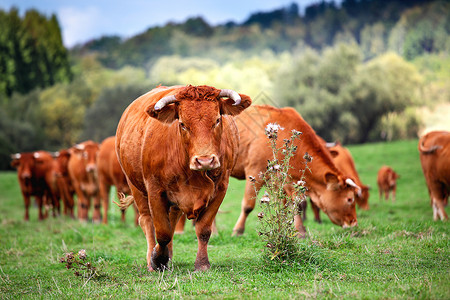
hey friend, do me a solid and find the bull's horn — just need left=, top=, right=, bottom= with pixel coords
left=154, top=95, right=177, bottom=111
left=345, top=178, right=361, bottom=195
left=51, top=151, right=60, bottom=158
left=10, top=153, right=21, bottom=160
left=33, top=152, right=41, bottom=159
left=74, top=144, right=85, bottom=150
left=219, top=89, right=241, bottom=106
left=325, top=142, right=337, bottom=148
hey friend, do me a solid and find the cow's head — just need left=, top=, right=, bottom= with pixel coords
left=147, top=85, right=251, bottom=171
left=310, top=173, right=358, bottom=228
left=71, top=141, right=99, bottom=174
left=53, top=150, right=71, bottom=177
left=10, top=152, right=43, bottom=182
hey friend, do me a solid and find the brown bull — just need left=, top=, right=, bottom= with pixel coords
left=11, top=151, right=58, bottom=221
left=51, top=150, right=75, bottom=218
left=231, top=105, right=359, bottom=237
left=116, top=85, right=251, bottom=271
left=97, top=136, right=138, bottom=225
left=418, top=130, right=450, bottom=221
left=377, top=166, right=399, bottom=202
left=310, top=141, right=370, bottom=223
left=68, top=140, right=101, bottom=222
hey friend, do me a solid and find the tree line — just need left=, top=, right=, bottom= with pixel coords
left=1, top=0, right=449, bottom=169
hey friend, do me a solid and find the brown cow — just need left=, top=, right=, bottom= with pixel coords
left=11, top=151, right=58, bottom=221
left=97, top=136, right=138, bottom=225
left=377, top=166, right=399, bottom=202
left=51, top=150, right=75, bottom=218
left=418, top=130, right=450, bottom=221
left=68, top=140, right=101, bottom=222
left=116, top=85, right=251, bottom=271
left=231, top=105, right=359, bottom=237
left=310, top=141, right=370, bottom=223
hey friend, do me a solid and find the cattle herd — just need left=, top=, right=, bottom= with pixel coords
left=9, top=85, right=450, bottom=272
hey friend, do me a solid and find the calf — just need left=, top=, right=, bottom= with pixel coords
left=377, top=166, right=399, bottom=201
left=418, top=130, right=450, bottom=220
left=68, top=140, right=101, bottom=222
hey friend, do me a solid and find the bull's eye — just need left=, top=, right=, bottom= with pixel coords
left=180, top=122, right=187, bottom=131
left=213, top=117, right=221, bottom=128
left=347, top=197, right=354, bottom=204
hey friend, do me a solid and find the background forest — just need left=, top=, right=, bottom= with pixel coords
left=1, top=0, right=449, bottom=169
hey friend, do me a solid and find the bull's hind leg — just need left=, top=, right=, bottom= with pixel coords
left=232, top=177, right=262, bottom=236
left=128, top=182, right=156, bottom=271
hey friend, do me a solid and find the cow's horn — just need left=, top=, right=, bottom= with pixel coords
left=74, top=144, right=85, bottom=150
left=325, top=142, right=337, bottom=148
left=51, top=151, right=60, bottom=158
left=33, top=152, right=41, bottom=159
left=345, top=178, right=361, bottom=196
left=154, top=95, right=177, bottom=111
left=219, top=89, right=241, bottom=106
left=10, top=153, right=21, bottom=160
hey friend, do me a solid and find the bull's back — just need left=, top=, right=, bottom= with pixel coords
left=116, top=86, right=181, bottom=191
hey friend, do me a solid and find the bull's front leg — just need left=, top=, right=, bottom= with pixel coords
left=148, top=191, right=173, bottom=271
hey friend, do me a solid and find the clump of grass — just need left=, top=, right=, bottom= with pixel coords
left=59, top=249, right=99, bottom=279
left=255, top=123, right=309, bottom=263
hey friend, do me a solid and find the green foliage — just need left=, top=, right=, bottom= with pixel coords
left=0, top=8, right=72, bottom=97
left=0, top=140, right=449, bottom=298
left=82, top=83, right=148, bottom=142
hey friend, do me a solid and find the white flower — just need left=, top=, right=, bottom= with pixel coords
left=78, top=249, right=87, bottom=260
left=265, top=123, right=284, bottom=133
left=296, top=180, right=306, bottom=186
left=273, top=164, right=280, bottom=171
left=260, top=192, right=270, bottom=204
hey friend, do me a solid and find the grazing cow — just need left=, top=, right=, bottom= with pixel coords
left=231, top=105, right=359, bottom=237
left=68, top=140, right=101, bottom=222
left=97, top=136, right=138, bottom=225
left=418, top=130, right=450, bottom=221
left=115, top=85, right=251, bottom=271
left=11, top=151, right=57, bottom=221
left=377, top=166, right=399, bottom=202
left=310, top=141, right=370, bottom=223
left=51, top=150, right=75, bottom=218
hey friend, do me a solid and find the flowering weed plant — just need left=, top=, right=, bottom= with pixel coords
left=256, top=123, right=310, bottom=262
left=60, top=249, right=100, bottom=279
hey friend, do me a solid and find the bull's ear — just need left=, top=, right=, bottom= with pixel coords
left=10, top=159, right=20, bottom=168
left=325, top=172, right=340, bottom=191
left=146, top=103, right=178, bottom=124
left=220, top=94, right=252, bottom=116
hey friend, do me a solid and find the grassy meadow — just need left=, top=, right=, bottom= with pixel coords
left=0, top=139, right=449, bottom=299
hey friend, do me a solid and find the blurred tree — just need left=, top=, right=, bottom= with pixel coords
left=81, top=83, right=149, bottom=142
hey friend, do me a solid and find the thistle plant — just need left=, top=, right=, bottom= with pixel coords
left=256, top=123, right=309, bottom=262
left=59, top=249, right=99, bottom=278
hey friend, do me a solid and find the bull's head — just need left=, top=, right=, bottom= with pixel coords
left=10, top=152, right=43, bottom=182
left=71, top=141, right=99, bottom=174
left=147, top=85, right=251, bottom=171
left=311, top=173, right=359, bottom=228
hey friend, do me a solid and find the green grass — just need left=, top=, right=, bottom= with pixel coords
left=1, top=139, right=449, bottom=299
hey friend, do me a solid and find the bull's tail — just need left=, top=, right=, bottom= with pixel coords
left=113, top=192, right=135, bottom=210
left=418, top=139, right=442, bottom=154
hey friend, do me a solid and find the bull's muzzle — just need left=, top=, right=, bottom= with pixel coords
left=86, top=164, right=97, bottom=173
left=190, top=155, right=220, bottom=171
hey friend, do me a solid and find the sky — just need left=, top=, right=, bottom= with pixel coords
left=0, top=0, right=328, bottom=47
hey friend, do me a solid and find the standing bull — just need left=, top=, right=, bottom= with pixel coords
left=231, top=105, right=359, bottom=237
left=116, top=85, right=251, bottom=271
left=11, top=151, right=58, bottom=220
left=68, top=140, right=101, bottom=222
left=418, top=130, right=450, bottom=221
left=97, top=136, right=138, bottom=225
left=377, top=166, right=399, bottom=202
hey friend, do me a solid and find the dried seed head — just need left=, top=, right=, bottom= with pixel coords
left=78, top=249, right=87, bottom=260
left=257, top=212, right=264, bottom=219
